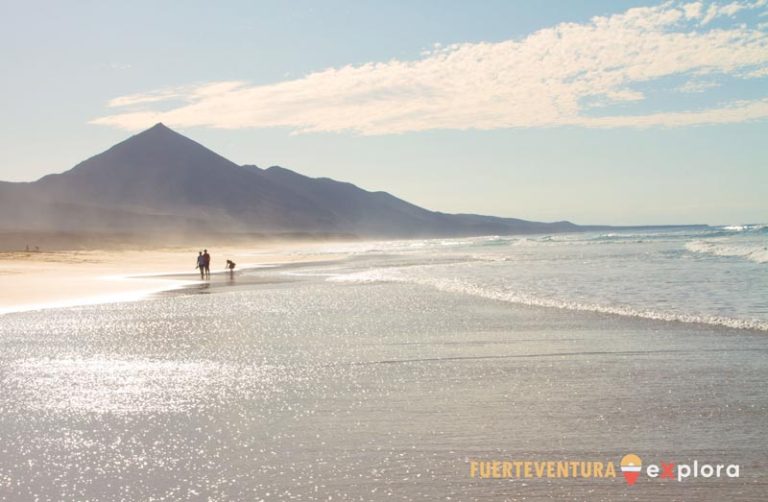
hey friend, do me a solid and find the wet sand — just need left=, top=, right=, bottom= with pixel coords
left=0, top=261, right=766, bottom=501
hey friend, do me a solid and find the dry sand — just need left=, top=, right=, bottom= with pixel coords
left=0, top=242, right=341, bottom=314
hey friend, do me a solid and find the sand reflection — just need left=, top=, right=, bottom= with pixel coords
left=4, top=357, right=287, bottom=414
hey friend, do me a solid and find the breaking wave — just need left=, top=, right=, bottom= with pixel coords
left=328, top=268, right=768, bottom=332
left=686, top=240, right=768, bottom=264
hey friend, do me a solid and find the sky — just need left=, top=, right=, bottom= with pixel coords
left=1, top=0, right=767, bottom=225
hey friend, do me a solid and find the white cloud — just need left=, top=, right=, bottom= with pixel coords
left=745, top=65, right=768, bottom=76
left=108, top=62, right=132, bottom=71
left=683, top=1, right=704, bottom=18
left=106, top=82, right=248, bottom=108
left=91, top=1, right=768, bottom=134
left=701, top=4, right=721, bottom=23
left=701, top=0, right=763, bottom=23
left=108, top=87, right=187, bottom=108
left=676, top=80, right=722, bottom=92
left=719, top=1, right=748, bottom=16
left=576, top=98, right=768, bottom=127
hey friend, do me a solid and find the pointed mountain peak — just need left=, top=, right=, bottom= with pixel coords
left=113, top=122, right=208, bottom=154
left=147, top=121, right=171, bottom=131
left=132, top=122, right=182, bottom=140
left=44, top=121, right=241, bottom=182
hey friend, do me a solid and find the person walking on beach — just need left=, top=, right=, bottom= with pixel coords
left=202, top=249, right=211, bottom=278
left=196, top=251, right=205, bottom=279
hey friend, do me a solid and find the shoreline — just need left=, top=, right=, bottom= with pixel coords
left=0, top=242, right=345, bottom=315
left=2, top=235, right=764, bottom=335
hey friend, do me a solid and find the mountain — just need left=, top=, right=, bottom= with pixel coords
left=246, top=165, right=582, bottom=236
left=27, top=124, right=340, bottom=233
left=0, top=123, right=674, bottom=242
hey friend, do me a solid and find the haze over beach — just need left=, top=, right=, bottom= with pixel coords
left=1, top=1, right=767, bottom=500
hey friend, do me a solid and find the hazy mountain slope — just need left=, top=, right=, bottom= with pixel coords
left=0, top=123, right=612, bottom=238
left=32, top=124, right=337, bottom=231
left=244, top=165, right=448, bottom=235
left=246, top=165, right=581, bottom=236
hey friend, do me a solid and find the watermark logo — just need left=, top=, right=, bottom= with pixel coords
left=640, top=459, right=740, bottom=483
left=469, top=454, right=740, bottom=485
left=620, top=454, right=642, bottom=486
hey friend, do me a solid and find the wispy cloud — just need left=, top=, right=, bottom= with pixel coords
left=676, top=79, right=722, bottom=92
left=91, top=1, right=768, bottom=134
left=107, top=62, right=132, bottom=71
left=106, top=82, right=247, bottom=108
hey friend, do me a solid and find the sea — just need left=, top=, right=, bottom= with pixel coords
left=0, top=225, right=766, bottom=500
left=316, top=223, right=768, bottom=332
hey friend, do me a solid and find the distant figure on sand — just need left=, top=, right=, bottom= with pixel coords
left=225, top=260, right=236, bottom=271
left=196, top=251, right=205, bottom=279
left=203, top=249, right=211, bottom=278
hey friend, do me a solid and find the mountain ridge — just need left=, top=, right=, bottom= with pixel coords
left=0, top=123, right=707, bottom=240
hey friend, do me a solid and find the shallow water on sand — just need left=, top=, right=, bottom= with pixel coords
left=1, top=254, right=767, bottom=500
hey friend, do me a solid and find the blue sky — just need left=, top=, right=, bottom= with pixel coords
left=1, top=0, right=766, bottom=225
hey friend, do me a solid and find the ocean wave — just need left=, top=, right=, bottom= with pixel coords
left=327, top=269, right=399, bottom=283
left=317, top=228, right=766, bottom=256
left=721, top=224, right=767, bottom=233
left=319, top=230, right=755, bottom=256
left=685, top=240, right=768, bottom=264
left=315, top=236, right=496, bottom=255
left=327, top=269, right=768, bottom=332
left=508, top=231, right=713, bottom=246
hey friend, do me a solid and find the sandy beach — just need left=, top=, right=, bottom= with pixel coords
left=1, top=232, right=766, bottom=501
left=0, top=242, right=342, bottom=314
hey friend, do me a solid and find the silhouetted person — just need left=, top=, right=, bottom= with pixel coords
left=196, top=251, right=205, bottom=279
left=225, top=259, right=236, bottom=280
left=203, top=249, right=211, bottom=278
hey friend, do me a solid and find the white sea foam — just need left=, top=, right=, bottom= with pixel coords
left=327, top=268, right=768, bottom=332
left=327, top=268, right=404, bottom=283
left=418, top=277, right=768, bottom=332
left=722, top=224, right=767, bottom=232
left=686, top=240, right=768, bottom=264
